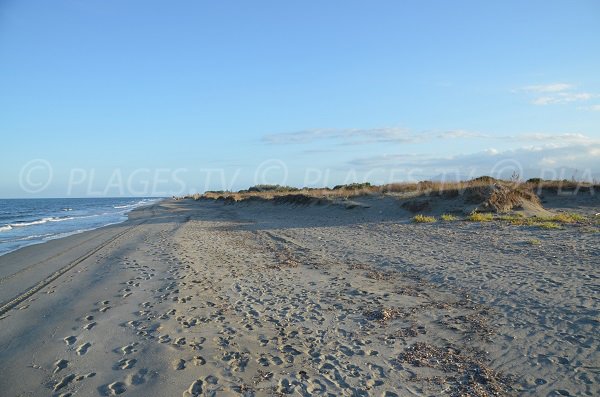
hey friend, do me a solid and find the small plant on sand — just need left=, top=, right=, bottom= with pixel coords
left=551, top=212, right=585, bottom=223
left=527, top=238, right=542, bottom=245
left=498, top=213, right=524, bottom=221
left=536, top=221, right=561, bottom=229
left=413, top=214, right=436, bottom=223
left=508, top=217, right=563, bottom=229
left=520, top=213, right=586, bottom=224
left=467, top=212, right=494, bottom=222
left=441, top=214, right=458, bottom=221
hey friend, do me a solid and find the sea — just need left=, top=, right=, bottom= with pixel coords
left=0, top=197, right=162, bottom=256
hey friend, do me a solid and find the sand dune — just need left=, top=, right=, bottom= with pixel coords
left=0, top=197, right=597, bottom=396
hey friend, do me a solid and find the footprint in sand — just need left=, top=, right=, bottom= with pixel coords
left=183, top=379, right=203, bottom=397
left=173, top=359, right=186, bottom=370
left=120, top=343, right=138, bottom=355
left=99, top=306, right=111, bottom=313
left=115, top=358, right=137, bottom=370
left=83, top=322, right=97, bottom=330
left=64, top=336, right=77, bottom=345
left=76, top=342, right=91, bottom=355
left=307, top=379, right=326, bottom=394
left=257, top=357, right=269, bottom=367
left=100, top=381, right=126, bottom=395
left=158, top=335, right=171, bottom=343
left=126, top=369, right=148, bottom=386
left=54, top=373, right=76, bottom=391
left=126, top=320, right=141, bottom=328
left=193, top=356, right=206, bottom=366
left=278, top=378, right=297, bottom=394
left=53, top=359, right=69, bottom=374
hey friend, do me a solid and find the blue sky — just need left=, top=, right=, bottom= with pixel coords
left=1, top=0, right=599, bottom=197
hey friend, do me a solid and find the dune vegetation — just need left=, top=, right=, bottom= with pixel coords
left=180, top=178, right=598, bottom=231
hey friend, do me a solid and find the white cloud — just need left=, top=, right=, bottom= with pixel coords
left=532, top=92, right=594, bottom=105
left=519, top=82, right=595, bottom=106
left=263, top=127, right=482, bottom=145
left=512, top=132, right=593, bottom=144
left=522, top=83, right=573, bottom=93
left=265, top=125, right=595, bottom=148
left=435, top=130, right=488, bottom=139
left=346, top=142, right=600, bottom=180
left=263, top=127, right=414, bottom=144
left=580, top=104, right=600, bottom=112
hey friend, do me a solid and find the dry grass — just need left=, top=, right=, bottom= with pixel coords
left=199, top=187, right=373, bottom=202
left=498, top=213, right=524, bottom=221
left=507, top=217, right=562, bottom=229
left=467, top=212, right=494, bottom=222
left=183, top=179, right=598, bottom=213
left=380, top=177, right=505, bottom=195
left=190, top=178, right=533, bottom=203
left=506, top=212, right=585, bottom=229
left=413, top=214, right=436, bottom=223
left=441, top=214, right=458, bottom=221
left=536, top=221, right=562, bottom=229
left=526, top=179, right=599, bottom=193
left=548, top=212, right=586, bottom=223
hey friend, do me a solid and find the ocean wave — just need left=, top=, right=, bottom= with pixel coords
left=113, top=204, right=135, bottom=209
left=113, top=199, right=156, bottom=210
left=46, top=229, right=92, bottom=241
left=1, top=233, right=55, bottom=243
left=0, top=198, right=161, bottom=257
left=10, top=216, right=75, bottom=227
left=44, top=221, right=124, bottom=241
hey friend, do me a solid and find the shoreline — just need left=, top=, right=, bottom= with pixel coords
left=0, top=198, right=597, bottom=396
left=0, top=200, right=165, bottom=312
left=0, top=197, right=164, bottom=258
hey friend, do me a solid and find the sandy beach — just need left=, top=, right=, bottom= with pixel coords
left=0, top=196, right=598, bottom=396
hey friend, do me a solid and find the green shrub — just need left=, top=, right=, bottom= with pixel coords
left=413, top=214, right=436, bottom=223
left=498, top=213, right=524, bottom=221
left=537, top=221, right=561, bottom=229
left=441, top=213, right=458, bottom=221
left=468, top=212, right=494, bottom=222
left=332, top=182, right=372, bottom=190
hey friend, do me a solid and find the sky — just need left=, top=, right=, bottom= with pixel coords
left=1, top=0, right=599, bottom=197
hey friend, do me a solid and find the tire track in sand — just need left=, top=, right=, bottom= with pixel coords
left=0, top=221, right=145, bottom=317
